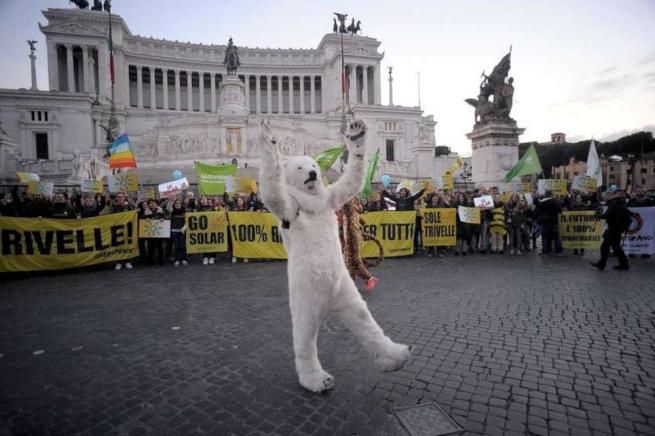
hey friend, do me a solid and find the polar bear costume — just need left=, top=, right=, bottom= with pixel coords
left=258, top=120, right=410, bottom=393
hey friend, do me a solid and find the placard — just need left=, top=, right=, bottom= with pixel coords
left=158, top=177, right=190, bottom=198
left=138, top=219, right=171, bottom=238
left=80, top=179, right=104, bottom=193
left=473, top=195, right=494, bottom=209
left=107, top=172, right=139, bottom=193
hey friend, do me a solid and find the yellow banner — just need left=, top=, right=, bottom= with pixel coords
left=108, top=172, right=139, bottom=193
left=81, top=179, right=104, bottom=193
left=361, top=211, right=416, bottom=257
left=0, top=211, right=138, bottom=272
left=559, top=211, right=604, bottom=249
left=186, top=212, right=228, bottom=254
left=420, top=208, right=456, bottom=246
left=520, top=182, right=533, bottom=193
left=500, top=192, right=514, bottom=203
left=442, top=174, right=454, bottom=190
left=228, top=212, right=287, bottom=259
left=27, top=181, right=54, bottom=196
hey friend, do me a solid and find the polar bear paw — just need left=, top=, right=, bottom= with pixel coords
left=375, top=342, right=412, bottom=372
left=346, top=120, right=367, bottom=158
left=299, top=369, right=335, bottom=393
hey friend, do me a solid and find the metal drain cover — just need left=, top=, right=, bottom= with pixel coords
left=394, top=403, right=463, bottom=436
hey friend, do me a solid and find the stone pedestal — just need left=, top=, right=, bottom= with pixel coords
left=217, top=75, right=248, bottom=118
left=467, top=119, right=525, bottom=191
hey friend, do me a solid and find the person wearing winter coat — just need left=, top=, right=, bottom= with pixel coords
left=590, top=187, right=630, bottom=271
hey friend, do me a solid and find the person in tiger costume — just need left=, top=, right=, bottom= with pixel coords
left=337, top=197, right=384, bottom=291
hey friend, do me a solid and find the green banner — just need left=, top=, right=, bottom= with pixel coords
left=314, top=146, right=344, bottom=175
left=195, top=161, right=237, bottom=195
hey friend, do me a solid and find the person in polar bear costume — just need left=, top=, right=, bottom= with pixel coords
left=258, top=119, right=411, bottom=393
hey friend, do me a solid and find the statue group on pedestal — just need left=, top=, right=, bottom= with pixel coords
left=465, top=51, right=515, bottom=124
left=333, top=13, right=361, bottom=35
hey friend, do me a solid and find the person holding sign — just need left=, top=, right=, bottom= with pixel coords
left=170, top=199, right=188, bottom=267
left=197, top=197, right=217, bottom=265
left=99, top=192, right=135, bottom=270
left=46, top=193, right=77, bottom=219
left=143, top=199, right=167, bottom=266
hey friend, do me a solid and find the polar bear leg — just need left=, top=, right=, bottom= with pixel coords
left=332, top=276, right=411, bottom=372
left=290, top=288, right=335, bottom=393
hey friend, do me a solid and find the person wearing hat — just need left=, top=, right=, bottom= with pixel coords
left=590, top=185, right=630, bottom=271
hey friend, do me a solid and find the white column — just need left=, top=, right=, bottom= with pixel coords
left=349, top=65, right=357, bottom=106
left=187, top=70, right=193, bottom=111
left=321, top=75, right=326, bottom=113
left=81, top=46, right=90, bottom=93
left=255, top=74, right=261, bottom=114
left=374, top=66, right=381, bottom=105
left=47, top=42, right=59, bottom=91
left=289, top=76, right=294, bottom=114
left=97, top=46, right=109, bottom=98
left=175, top=70, right=181, bottom=110
left=362, top=66, right=369, bottom=106
left=245, top=75, right=250, bottom=113
left=310, top=76, right=316, bottom=114
left=136, top=65, right=143, bottom=108
left=199, top=72, right=205, bottom=112
left=66, top=44, right=75, bottom=92
left=278, top=76, right=283, bottom=113
left=162, top=69, right=169, bottom=110
left=299, top=75, right=305, bottom=114
left=89, top=56, right=96, bottom=98
left=266, top=75, right=272, bottom=114
left=149, top=67, right=156, bottom=109
left=210, top=73, right=216, bottom=112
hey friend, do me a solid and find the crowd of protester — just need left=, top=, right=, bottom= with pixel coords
left=0, top=183, right=653, bottom=271
left=0, top=187, right=267, bottom=270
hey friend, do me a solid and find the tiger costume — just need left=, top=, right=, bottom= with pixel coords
left=338, top=197, right=384, bottom=291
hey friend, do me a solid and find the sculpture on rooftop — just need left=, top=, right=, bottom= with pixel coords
left=465, top=50, right=515, bottom=124
left=223, top=37, right=240, bottom=76
left=91, top=0, right=102, bottom=10
left=333, top=14, right=361, bottom=35
left=70, top=0, right=89, bottom=9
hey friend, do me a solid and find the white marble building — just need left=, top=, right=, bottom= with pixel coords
left=0, top=7, right=451, bottom=186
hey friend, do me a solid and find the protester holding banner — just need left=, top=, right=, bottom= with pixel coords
left=507, top=196, right=526, bottom=254
left=196, top=197, right=218, bottom=265
left=47, top=192, right=77, bottom=219
left=536, top=191, right=563, bottom=255
left=170, top=198, right=189, bottom=267
left=99, top=192, right=136, bottom=270
left=143, top=199, right=167, bottom=267
left=489, top=197, right=507, bottom=254
left=590, top=187, right=630, bottom=271
left=454, top=193, right=471, bottom=256
left=79, top=195, right=100, bottom=218
left=424, top=194, right=448, bottom=258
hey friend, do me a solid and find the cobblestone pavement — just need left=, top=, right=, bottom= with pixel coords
left=1, top=252, right=654, bottom=436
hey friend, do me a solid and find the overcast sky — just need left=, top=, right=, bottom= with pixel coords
left=1, top=0, right=654, bottom=156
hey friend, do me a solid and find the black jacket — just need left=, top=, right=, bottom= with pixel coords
left=383, top=189, right=425, bottom=211
left=603, top=194, right=630, bottom=232
left=536, top=197, right=561, bottom=224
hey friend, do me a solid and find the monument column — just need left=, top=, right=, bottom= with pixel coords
left=289, top=76, right=294, bottom=114
left=210, top=73, right=216, bottom=112
left=244, top=75, right=250, bottom=113
left=374, top=66, right=381, bottom=105
left=267, top=75, right=272, bottom=114
left=149, top=67, right=156, bottom=109
left=187, top=70, right=193, bottom=111
left=174, top=69, right=181, bottom=110
left=47, top=41, right=59, bottom=91
left=66, top=44, right=75, bottom=92
left=299, top=75, right=305, bottom=114
left=81, top=46, right=90, bottom=93
left=89, top=57, right=96, bottom=98
left=162, top=69, right=169, bottom=110
left=28, top=43, right=38, bottom=91
left=199, top=72, right=205, bottom=112
left=363, top=66, right=369, bottom=106
left=348, top=65, right=356, bottom=106
left=255, top=74, right=261, bottom=114
left=136, top=65, right=143, bottom=108
left=278, top=76, right=283, bottom=113
left=310, top=75, right=315, bottom=114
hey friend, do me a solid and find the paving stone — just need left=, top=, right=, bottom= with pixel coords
left=1, top=255, right=654, bottom=435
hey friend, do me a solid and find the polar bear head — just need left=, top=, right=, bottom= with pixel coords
left=284, top=155, right=325, bottom=196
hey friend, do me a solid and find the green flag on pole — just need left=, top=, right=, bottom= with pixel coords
left=195, top=161, right=237, bottom=195
left=314, top=146, right=344, bottom=175
left=361, top=148, right=381, bottom=198
left=502, top=144, right=543, bottom=182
